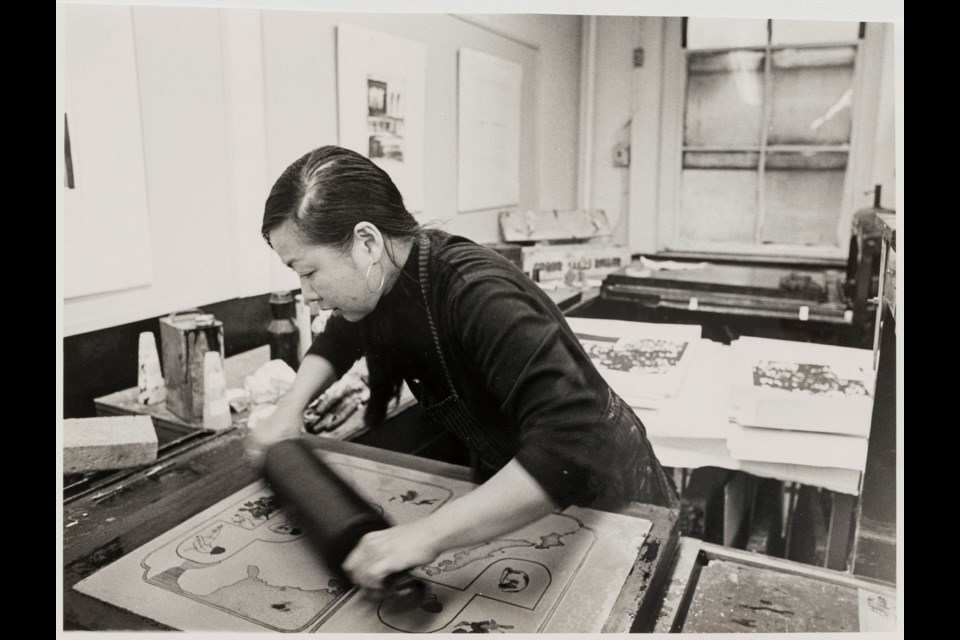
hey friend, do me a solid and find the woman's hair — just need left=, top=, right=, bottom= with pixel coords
left=263, top=146, right=419, bottom=427
left=261, top=145, right=419, bottom=251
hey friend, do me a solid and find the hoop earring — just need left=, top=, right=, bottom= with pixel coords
left=365, top=261, right=385, bottom=294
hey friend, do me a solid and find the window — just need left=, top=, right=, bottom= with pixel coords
left=657, top=19, right=883, bottom=262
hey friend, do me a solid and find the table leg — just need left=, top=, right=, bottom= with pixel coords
left=825, top=492, right=857, bottom=571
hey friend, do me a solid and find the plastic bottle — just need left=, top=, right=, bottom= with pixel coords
left=203, top=351, right=232, bottom=430
left=268, top=291, right=300, bottom=370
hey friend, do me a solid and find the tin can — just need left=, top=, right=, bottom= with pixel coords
left=160, top=310, right=225, bottom=424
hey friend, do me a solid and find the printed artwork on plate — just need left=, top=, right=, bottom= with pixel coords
left=367, top=75, right=405, bottom=161
left=74, top=452, right=651, bottom=633
left=753, top=361, right=871, bottom=397
left=128, top=464, right=456, bottom=632
left=576, top=333, right=690, bottom=375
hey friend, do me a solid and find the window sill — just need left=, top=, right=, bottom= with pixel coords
left=648, top=249, right=847, bottom=270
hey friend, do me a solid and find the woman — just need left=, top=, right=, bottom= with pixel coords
left=248, top=145, right=678, bottom=592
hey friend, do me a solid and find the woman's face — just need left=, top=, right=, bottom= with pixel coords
left=269, top=220, right=380, bottom=322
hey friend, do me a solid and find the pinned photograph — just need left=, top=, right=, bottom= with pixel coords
left=367, top=75, right=405, bottom=161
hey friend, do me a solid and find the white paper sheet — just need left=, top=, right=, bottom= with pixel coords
left=649, top=436, right=863, bottom=495
left=633, top=340, right=733, bottom=439
left=567, top=317, right=702, bottom=404
left=458, top=48, right=522, bottom=212
left=731, top=336, right=875, bottom=436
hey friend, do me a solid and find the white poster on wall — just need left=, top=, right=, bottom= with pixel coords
left=458, top=48, right=522, bottom=213
left=62, top=4, right=154, bottom=300
left=336, top=23, right=426, bottom=213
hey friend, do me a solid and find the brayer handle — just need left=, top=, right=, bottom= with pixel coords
left=383, top=572, right=427, bottom=609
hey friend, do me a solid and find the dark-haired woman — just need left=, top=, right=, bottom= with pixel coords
left=247, top=145, right=678, bottom=592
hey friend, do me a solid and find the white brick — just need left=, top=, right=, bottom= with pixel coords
left=63, top=416, right=158, bottom=473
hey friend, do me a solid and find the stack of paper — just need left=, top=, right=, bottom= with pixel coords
left=566, top=317, right=701, bottom=410
left=727, top=424, right=868, bottom=470
left=731, top=337, right=875, bottom=436
left=633, top=339, right=734, bottom=440
left=646, top=437, right=863, bottom=495
left=566, top=323, right=875, bottom=494
left=727, top=337, right=875, bottom=471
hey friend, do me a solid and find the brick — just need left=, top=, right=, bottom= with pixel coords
left=63, top=416, right=158, bottom=473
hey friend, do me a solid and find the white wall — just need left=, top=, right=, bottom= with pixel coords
left=61, top=5, right=154, bottom=301
left=870, top=23, right=897, bottom=210
left=63, top=6, right=250, bottom=336
left=61, top=8, right=583, bottom=335
left=586, top=16, right=669, bottom=253
left=589, top=16, right=638, bottom=248
left=220, top=10, right=274, bottom=300
left=261, top=12, right=582, bottom=257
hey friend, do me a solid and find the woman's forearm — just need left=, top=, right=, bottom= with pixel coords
left=421, top=458, right=558, bottom=551
left=278, top=354, right=339, bottom=412
left=246, top=355, right=340, bottom=461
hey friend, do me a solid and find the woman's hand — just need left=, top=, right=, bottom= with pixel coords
left=342, top=459, right=558, bottom=593
left=342, top=521, right=441, bottom=591
left=244, top=355, right=340, bottom=466
left=244, top=401, right=305, bottom=465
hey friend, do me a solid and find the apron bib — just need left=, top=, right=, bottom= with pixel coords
left=415, top=234, right=521, bottom=482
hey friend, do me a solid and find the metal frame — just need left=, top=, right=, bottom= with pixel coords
left=657, top=538, right=896, bottom=633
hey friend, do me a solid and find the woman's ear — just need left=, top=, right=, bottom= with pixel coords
left=352, top=222, right=384, bottom=262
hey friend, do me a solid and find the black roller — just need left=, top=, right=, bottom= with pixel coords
left=262, top=438, right=425, bottom=606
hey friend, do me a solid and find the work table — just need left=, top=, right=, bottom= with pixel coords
left=61, top=427, right=896, bottom=632
left=62, top=433, right=679, bottom=632
left=69, top=341, right=678, bottom=632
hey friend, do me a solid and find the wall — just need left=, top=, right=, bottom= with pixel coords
left=61, top=8, right=583, bottom=334
left=62, top=5, right=262, bottom=336
left=589, top=16, right=640, bottom=249
left=261, top=11, right=582, bottom=273
left=61, top=4, right=154, bottom=300
left=453, top=15, right=583, bottom=213
left=586, top=16, right=669, bottom=253
left=870, top=23, right=897, bottom=210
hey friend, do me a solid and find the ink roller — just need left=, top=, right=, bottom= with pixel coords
left=262, top=438, right=426, bottom=608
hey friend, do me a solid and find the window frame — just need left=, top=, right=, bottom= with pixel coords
left=654, top=19, right=886, bottom=263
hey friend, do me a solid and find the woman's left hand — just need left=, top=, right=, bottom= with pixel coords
left=342, top=522, right=441, bottom=592
left=342, top=460, right=557, bottom=595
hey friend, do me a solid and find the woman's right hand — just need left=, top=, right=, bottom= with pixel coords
left=243, top=354, right=340, bottom=466
left=244, top=401, right=306, bottom=466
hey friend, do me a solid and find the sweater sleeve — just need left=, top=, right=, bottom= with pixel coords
left=451, top=275, right=630, bottom=508
left=305, top=313, right=363, bottom=378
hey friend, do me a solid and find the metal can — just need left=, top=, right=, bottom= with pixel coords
left=160, top=310, right=225, bottom=424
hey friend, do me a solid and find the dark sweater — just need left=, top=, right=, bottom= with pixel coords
left=308, top=229, right=672, bottom=509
